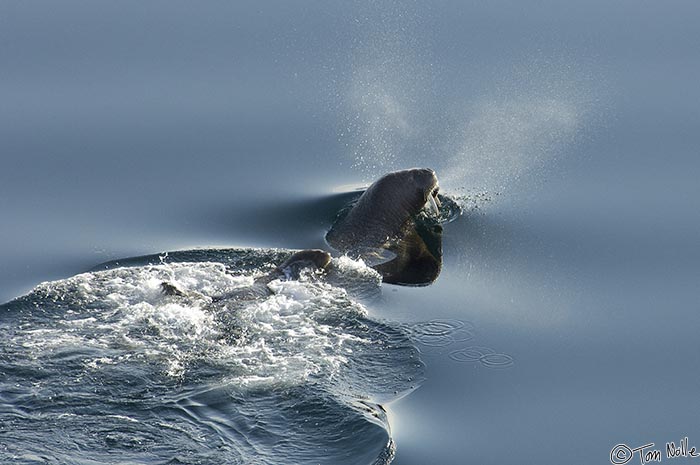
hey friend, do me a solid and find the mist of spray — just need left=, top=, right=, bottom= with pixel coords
left=339, top=3, right=597, bottom=202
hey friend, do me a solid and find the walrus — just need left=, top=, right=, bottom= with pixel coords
left=161, top=249, right=332, bottom=299
left=159, top=249, right=333, bottom=343
left=325, top=168, right=445, bottom=286
left=159, top=169, right=449, bottom=290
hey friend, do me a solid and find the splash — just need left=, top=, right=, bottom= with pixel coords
left=346, top=75, right=413, bottom=174
left=0, top=249, right=423, bottom=464
left=338, top=3, right=598, bottom=200
left=439, top=76, right=590, bottom=196
left=340, top=1, right=437, bottom=179
left=443, top=99, right=577, bottom=194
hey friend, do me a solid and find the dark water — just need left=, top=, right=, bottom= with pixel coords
left=2, top=1, right=700, bottom=464
left=1, top=248, right=422, bottom=464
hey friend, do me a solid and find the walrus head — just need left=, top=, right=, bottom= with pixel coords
left=326, top=168, right=440, bottom=249
left=326, top=168, right=445, bottom=286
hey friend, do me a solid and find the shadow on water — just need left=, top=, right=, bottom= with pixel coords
left=193, top=191, right=363, bottom=248
left=191, top=188, right=458, bottom=287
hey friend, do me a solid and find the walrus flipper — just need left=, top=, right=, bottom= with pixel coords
left=374, top=225, right=442, bottom=286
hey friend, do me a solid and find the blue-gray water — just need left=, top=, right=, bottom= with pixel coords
left=2, top=1, right=700, bottom=464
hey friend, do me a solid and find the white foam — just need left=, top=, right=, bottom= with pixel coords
left=16, top=259, right=379, bottom=388
left=220, top=277, right=368, bottom=387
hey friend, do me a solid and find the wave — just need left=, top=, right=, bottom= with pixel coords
left=0, top=248, right=423, bottom=465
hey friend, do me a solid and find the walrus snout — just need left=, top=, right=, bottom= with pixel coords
left=424, top=188, right=441, bottom=216
left=408, top=168, right=440, bottom=216
left=411, top=168, right=438, bottom=191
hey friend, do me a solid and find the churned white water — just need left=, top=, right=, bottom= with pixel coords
left=0, top=250, right=422, bottom=464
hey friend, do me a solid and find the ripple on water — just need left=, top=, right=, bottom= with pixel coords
left=404, top=319, right=475, bottom=347
left=448, top=346, right=514, bottom=368
left=406, top=319, right=514, bottom=369
left=0, top=248, right=422, bottom=465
